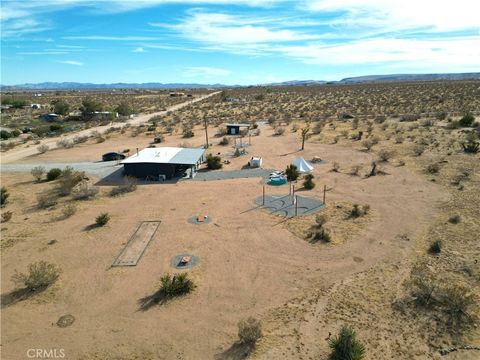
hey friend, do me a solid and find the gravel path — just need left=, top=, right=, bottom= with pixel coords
left=193, top=168, right=274, bottom=181
left=1, top=161, right=120, bottom=178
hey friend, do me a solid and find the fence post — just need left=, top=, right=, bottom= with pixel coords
left=292, top=185, right=295, bottom=204
left=262, top=185, right=265, bottom=205
left=323, top=184, right=326, bottom=204
left=295, top=195, right=298, bottom=216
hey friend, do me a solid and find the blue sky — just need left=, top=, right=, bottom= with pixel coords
left=1, top=0, right=479, bottom=85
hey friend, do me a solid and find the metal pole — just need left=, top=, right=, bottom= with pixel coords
left=295, top=195, right=298, bottom=216
left=204, top=118, right=209, bottom=148
left=323, top=184, right=326, bottom=204
left=292, top=185, right=295, bottom=205
left=262, top=185, right=265, bottom=205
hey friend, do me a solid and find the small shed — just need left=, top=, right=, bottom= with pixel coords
left=248, top=157, right=262, bottom=168
left=226, top=123, right=250, bottom=136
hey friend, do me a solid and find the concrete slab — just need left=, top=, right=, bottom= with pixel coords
left=112, top=221, right=160, bottom=266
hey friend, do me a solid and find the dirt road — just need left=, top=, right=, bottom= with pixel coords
left=0, top=91, right=220, bottom=164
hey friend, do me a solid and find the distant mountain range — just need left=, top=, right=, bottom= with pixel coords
left=2, top=73, right=479, bottom=90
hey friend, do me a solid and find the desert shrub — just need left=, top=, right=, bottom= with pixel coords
left=153, top=135, right=164, bottom=144
left=374, top=115, right=386, bottom=124
left=370, top=135, right=380, bottom=145
left=440, top=284, right=478, bottom=334
left=72, top=135, right=88, bottom=144
left=377, top=149, right=393, bottom=162
left=1, top=187, right=10, bottom=207
left=47, top=168, right=62, bottom=181
left=361, top=139, right=373, bottom=151
left=159, top=273, right=195, bottom=298
left=37, top=193, right=57, bottom=209
left=349, top=204, right=369, bottom=218
left=303, top=174, right=315, bottom=190
left=31, top=166, right=46, bottom=182
left=428, top=240, right=442, bottom=254
left=56, top=167, right=84, bottom=196
left=328, top=325, right=365, bottom=360
left=330, top=162, right=340, bottom=172
left=182, top=124, right=194, bottom=138
left=311, top=228, right=331, bottom=243
left=0, top=130, right=13, bottom=140
left=37, top=144, right=49, bottom=154
left=412, top=144, right=426, bottom=156
left=56, top=139, right=73, bottom=148
left=238, top=317, right=262, bottom=345
left=13, top=261, right=60, bottom=291
left=110, top=177, right=137, bottom=197
left=291, top=123, right=299, bottom=132
left=219, top=136, right=230, bottom=146
left=285, top=164, right=299, bottom=182
left=409, top=264, right=438, bottom=306
left=73, top=182, right=99, bottom=200
left=95, top=212, right=110, bottom=226
left=448, top=215, right=461, bottom=224
left=349, top=165, right=361, bottom=176
left=436, top=111, right=448, bottom=120
left=61, top=203, right=77, bottom=219
left=206, top=154, right=222, bottom=170
left=216, top=125, right=227, bottom=136
left=394, top=134, right=404, bottom=144
left=459, top=113, right=475, bottom=127
left=1, top=211, right=13, bottom=222
left=273, top=126, right=285, bottom=136
left=315, top=214, right=327, bottom=227
left=425, top=163, right=440, bottom=174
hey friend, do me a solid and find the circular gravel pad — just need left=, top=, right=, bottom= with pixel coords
left=57, top=314, right=75, bottom=328
left=170, top=254, right=199, bottom=269
left=187, top=215, right=211, bottom=225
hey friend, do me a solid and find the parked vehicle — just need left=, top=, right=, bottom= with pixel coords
left=102, top=152, right=126, bottom=161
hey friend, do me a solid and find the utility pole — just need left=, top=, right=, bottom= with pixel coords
left=204, top=117, right=209, bottom=148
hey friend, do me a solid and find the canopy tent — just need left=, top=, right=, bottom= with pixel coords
left=292, top=157, right=314, bottom=173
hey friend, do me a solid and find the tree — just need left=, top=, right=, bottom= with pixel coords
left=52, top=100, right=69, bottom=115
left=116, top=102, right=134, bottom=116
left=285, top=164, right=299, bottom=182
left=80, top=98, right=103, bottom=119
left=328, top=326, right=365, bottom=360
left=238, top=317, right=262, bottom=345
left=300, top=124, right=311, bottom=150
left=206, top=154, right=222, bottom=169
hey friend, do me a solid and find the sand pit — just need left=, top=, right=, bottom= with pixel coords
left=112, top=221, right=160, bottom=266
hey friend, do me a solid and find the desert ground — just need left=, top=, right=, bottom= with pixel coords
left=1, top=82, right=479, bottom=359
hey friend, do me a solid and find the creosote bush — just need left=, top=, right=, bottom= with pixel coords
left=37, top=193, right=57, bottom=209
left=428, top=240, right=442, bottom=254
left=46, top=168, right=62, bottom=181
left=219, top=136, right=230, bottom=146
left=1, top=211, right=13, bottom=222
left=73, top=182, right=99, bottom=200
left=303, top=174, right=315, bottom=190
left=238, top=317, right=262, bottom=345
left=37, top=144, right=49, bottom=154
left=56, top=167, right=85, bottom=196
left=61, top=203, right=77, bottom=219
left=31, top=166, right=46, bottom=182
left=95, top=212, right=110, bottom=226
left=1, top=186, right=10, bottom=207
left=13, top=261, right=61, bottom=291
left=206, top=154, right=222, bottom=170
left=328, top=325, right=365, bottom=360
left=349, top=204, right=369, bottom=218
left=448, top=215, right=461, bottom=224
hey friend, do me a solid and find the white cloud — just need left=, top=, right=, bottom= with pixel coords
left=157, top=12, right=319, bottom=46
left=303, top=0, right=480, bottom=33
left=63, top=35, right=159, bottom=41
left=184, top=66, right=231, bottom=77
left=132, top=47, right=145, bottom=52
left=56, top=60, right=84, bottom=66
left=276, top=37, right=480, bottom=70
